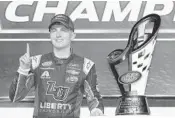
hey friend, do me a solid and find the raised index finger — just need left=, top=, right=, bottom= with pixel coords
left=26, top=43, right=30, bottom=58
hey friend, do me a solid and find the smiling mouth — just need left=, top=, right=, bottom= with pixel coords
left=55, top=39, right=63, bottom=42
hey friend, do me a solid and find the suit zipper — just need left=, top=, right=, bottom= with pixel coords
left=62, top=63, right=67, bottom=118
left=57, top=65, right=63, bottom=118
left=59, top=64, right=66, bottom=118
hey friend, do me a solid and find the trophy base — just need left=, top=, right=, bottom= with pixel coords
left=115, top=95, right=150, bottom=115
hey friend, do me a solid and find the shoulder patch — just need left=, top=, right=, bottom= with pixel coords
left=31, top=55, right=42, bottom=70
left=83, top=58, right=94, bottom=75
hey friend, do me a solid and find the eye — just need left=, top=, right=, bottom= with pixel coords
left=50, top=28, right=57, bottom=32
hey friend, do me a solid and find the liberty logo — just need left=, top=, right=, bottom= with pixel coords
left=46, top=81, right=69, bottom=101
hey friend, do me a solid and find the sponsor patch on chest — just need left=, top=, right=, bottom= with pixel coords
left=40, top=71, right=51, bottom=79
left=66, top=76, right=79, bottom=83
left=66, top=69, right=80, bottom=75
left=67, top=63, right=81, bottom=70
left=42, top=61, right=52, bottom=67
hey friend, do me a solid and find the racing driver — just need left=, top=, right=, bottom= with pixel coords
left=9, top=14, right=104, bottom=118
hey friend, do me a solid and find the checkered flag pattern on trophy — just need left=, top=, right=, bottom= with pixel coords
left=129, top=15, right=159, bottom=95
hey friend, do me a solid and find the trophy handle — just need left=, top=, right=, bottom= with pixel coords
left=109, top=63, right=125, bottom=96
left=107, top=49, right=127, bottom=95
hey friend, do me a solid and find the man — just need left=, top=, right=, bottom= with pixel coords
left=9, top=14, right=104, bottom=118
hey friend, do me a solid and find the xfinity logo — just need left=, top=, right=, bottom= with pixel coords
left=42, top=61, right=52, bottom=67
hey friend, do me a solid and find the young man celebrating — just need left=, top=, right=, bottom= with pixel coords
left=9, top=14, right=104, bottom=118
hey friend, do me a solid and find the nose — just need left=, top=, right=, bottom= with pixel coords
left=56, top=31, right=61, bottom=38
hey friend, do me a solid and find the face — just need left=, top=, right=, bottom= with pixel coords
left=50, top=24, right=76, bottom=49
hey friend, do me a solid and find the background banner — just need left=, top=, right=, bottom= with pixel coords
left=0, top=1, right=175, bottom=39
left=0, top=1, right=175, bottom=99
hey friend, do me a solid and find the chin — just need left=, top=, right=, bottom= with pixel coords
left=54, top=45, right=64, bottom=49
left=54, top=44, right=68, bottom=49
left=52, top=42, right=70, bottom=49
left=52, top=42, right=63, bottom=48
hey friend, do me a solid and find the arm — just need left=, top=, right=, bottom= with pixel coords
left=9, top=55, right=41, bottom=102
left=9, top=71, right=34, bottom=102
left=83, top=58, right=104, bottom=115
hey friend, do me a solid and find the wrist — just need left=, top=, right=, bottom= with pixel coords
left=17, top=66, right=30, bottom=76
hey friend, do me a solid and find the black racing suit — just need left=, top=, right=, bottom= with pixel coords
left=9, top=52, right=104, bottom=118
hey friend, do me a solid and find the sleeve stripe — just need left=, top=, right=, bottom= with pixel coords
left=25, top=73, right=34, bottom=89
left=84, top=80, right=99, bottom=109
left=12, top=75, right=21, bottom=102
left=83, top=58, right=94, bottom=75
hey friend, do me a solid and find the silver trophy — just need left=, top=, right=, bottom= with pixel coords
left=107, top=14, right=161, bottom=115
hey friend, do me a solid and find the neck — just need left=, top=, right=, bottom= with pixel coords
left=53, top=46, right=71, bottom=59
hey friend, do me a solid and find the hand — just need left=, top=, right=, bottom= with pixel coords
left=90, top=108, right=104, bottom=116
left=19, top=43, right=31, bottom=70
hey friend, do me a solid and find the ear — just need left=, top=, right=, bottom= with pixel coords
left=70, top=32, right=76, bottom=41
